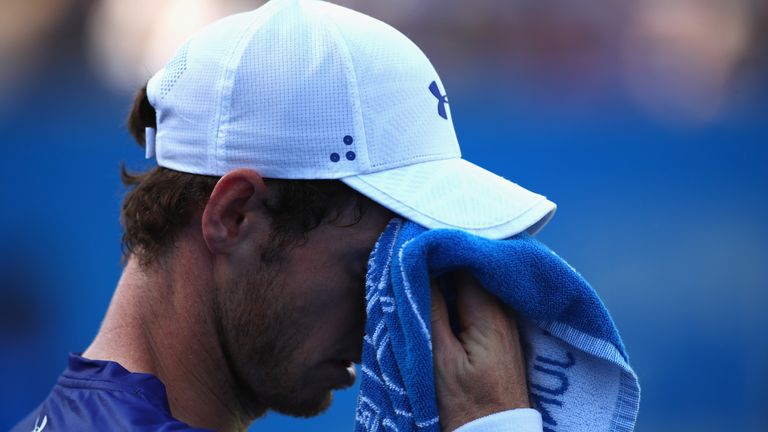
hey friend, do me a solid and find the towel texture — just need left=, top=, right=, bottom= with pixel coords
left=354, top=218, right=640, bottom=432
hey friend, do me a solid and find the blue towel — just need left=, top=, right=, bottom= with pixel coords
left=354, top=218, right=640, bottom=432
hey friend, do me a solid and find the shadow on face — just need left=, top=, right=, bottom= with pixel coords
left=218, top=195, right=397, bottom=419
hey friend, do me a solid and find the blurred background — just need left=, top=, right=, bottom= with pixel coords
left=0, top=0, right=766, bottom=430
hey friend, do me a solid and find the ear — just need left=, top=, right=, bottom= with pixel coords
left=201, top=168, right=269, bottom=255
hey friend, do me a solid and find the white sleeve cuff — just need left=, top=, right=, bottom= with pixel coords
left=451, top=408, right=543, bottom=432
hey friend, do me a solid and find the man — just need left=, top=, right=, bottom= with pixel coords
left=14, top=0, right=555, bottom=430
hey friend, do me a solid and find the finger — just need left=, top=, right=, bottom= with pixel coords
left=452, top=269, right=507, bottom=333
left=429, top=278, right=461, bottom=356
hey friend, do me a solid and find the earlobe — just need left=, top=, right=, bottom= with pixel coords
left=201, top=169, right=269, bottom=255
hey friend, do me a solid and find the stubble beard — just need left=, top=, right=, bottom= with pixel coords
left=217, top=252, right=334, bottom=421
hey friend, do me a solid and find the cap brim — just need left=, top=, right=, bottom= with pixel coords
left=341, top=158, right=556, bottom=239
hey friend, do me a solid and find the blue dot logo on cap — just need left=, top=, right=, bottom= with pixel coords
left=330, top=135, right=355, bottom=163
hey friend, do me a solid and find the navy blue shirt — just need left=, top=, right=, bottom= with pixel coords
left=12, top=353, right=210, bottom=431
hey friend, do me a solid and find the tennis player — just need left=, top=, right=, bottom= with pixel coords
left=14, top=1, right=554, bottom=430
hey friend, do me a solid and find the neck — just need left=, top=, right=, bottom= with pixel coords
left=83, top=249, right=255, bottom=431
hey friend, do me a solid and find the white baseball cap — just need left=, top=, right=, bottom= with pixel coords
left=144, top=0, right=556, bottom=239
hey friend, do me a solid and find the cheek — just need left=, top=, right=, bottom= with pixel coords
left=297, top=291, right=362, bottom=336
left=324, top=279, right=366, bottom=325
left=288, top=284, right=366, bottom=356
left=297, top=262, right=365, bottom=317
left=275, top=252, right=368, bottom=357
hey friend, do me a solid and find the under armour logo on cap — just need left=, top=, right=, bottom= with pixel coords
left=429, top=81, right=448, bottom=120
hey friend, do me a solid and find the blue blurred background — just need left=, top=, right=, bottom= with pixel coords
left=1, top=0, right=766, bottom=431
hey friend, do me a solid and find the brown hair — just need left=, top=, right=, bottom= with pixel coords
left=121, top=86, right=366, bottom=267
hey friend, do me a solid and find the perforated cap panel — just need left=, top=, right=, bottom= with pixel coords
left=158, top=42, right=189, bottom=100
left=220, top=1, right=366, bottom=178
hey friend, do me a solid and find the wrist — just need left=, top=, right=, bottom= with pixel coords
left=441, top=401, right=531, bottom=432
left=450, top=409, right=543, bottom=432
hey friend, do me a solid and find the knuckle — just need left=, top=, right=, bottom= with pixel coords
left=479, top=316, right=511, bottom=342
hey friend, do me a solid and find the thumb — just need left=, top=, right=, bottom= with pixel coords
left=430, top=278, right=460, bottom=357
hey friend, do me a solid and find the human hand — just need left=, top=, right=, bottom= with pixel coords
left=430, top=269, right=530, bottom=432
